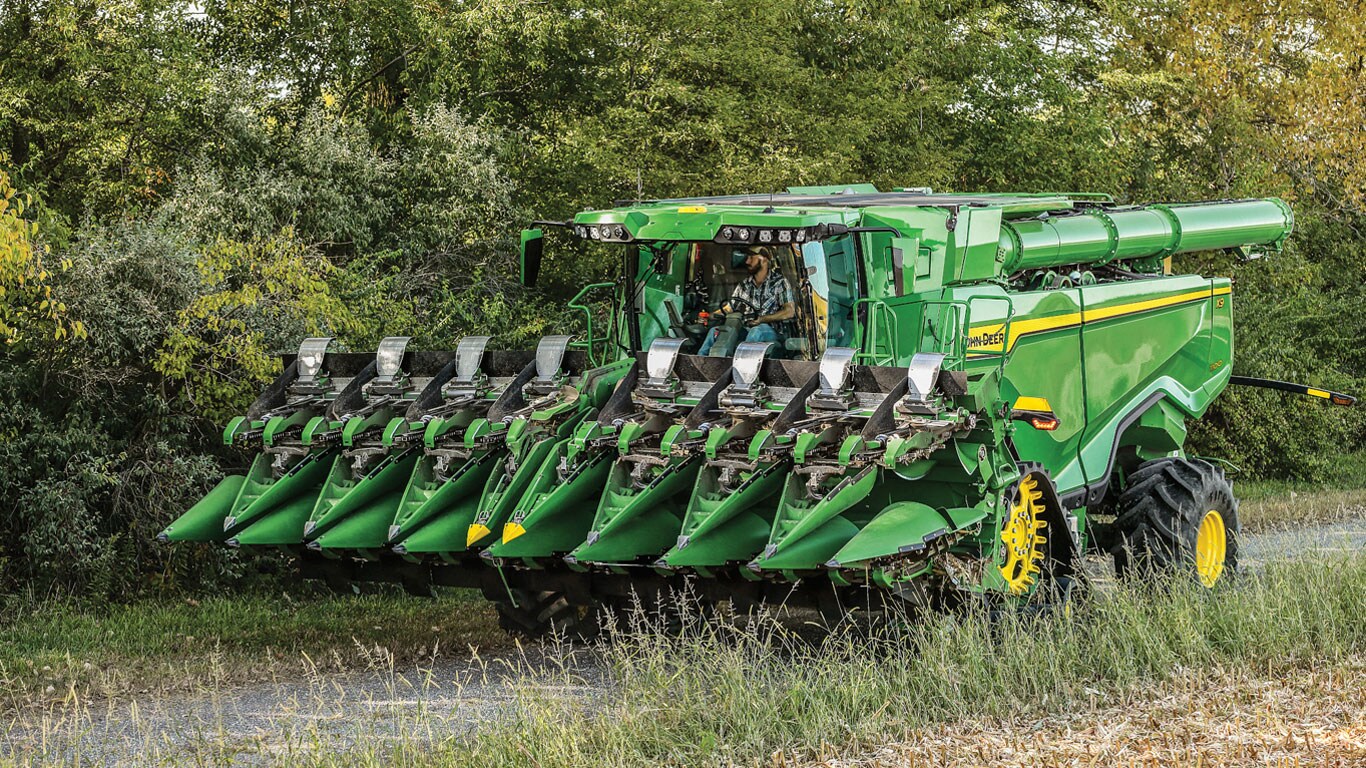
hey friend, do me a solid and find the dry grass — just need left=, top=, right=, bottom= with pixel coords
left=813, top=665, right=1365, bottom=767
left=1237, top=486, right=1366, bottom=533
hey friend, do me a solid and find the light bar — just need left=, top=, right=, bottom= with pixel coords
left=568, top=221, right=840, bottom=246
left=713, top=225, right=827, bottom=246
left=573, top=222, right=634, bottom=243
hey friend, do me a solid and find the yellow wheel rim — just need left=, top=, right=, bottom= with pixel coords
left=999, top=475, right=1047, bottom=595
left=1195, top=510, right=1227, bottom=587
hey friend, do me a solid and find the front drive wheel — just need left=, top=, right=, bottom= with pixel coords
left=490, top=589, right=615, bottom=642
left=1111, top=457, right=1238, bottom=587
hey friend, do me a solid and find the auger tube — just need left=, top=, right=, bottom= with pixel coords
left=997, top=198, right=1293, bottom=272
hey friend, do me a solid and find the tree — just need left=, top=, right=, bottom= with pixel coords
left=0, top=162, right=82, bottom=346
left=0, top=0, right=213, bottom=220
left=1108, top=0, right=1366, bottom=476
left=154, top=231, right=361, bottom=423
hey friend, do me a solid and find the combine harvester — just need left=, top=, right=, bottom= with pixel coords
left=161, top=186, right=1354, bottom=635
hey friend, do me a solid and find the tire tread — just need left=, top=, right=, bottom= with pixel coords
left=1110, top=457, right=1239, bottom=580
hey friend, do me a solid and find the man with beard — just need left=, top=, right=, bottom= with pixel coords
left=697, top=245, right=796, bottom=355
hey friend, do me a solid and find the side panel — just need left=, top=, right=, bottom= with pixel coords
left=1076, top=276, right=1220, bottom=491
left=962, top=287, right=1087, bottom=490
left=638, top=245, right=689, bottom=348
left=1209, top=276, right=1234, bottom=374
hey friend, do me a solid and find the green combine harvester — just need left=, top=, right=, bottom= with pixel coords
left=160, top=186, right=1354, bottom=635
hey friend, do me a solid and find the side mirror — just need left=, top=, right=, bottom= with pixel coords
left=520, top=228, right=544, bottom=287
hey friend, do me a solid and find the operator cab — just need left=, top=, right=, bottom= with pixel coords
left=679, top=237, right=858, bottom=361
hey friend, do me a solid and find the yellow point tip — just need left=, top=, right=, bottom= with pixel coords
left=466, top=523, right=492, bottom=547
left=502, top=522, right=526, bottom=544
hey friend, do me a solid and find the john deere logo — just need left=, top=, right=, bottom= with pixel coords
left=968, top=329, right=1006, bottom=349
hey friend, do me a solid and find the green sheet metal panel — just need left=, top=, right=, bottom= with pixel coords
left=959, top=285, right=1087, bottom=492
left=1075, top=275, right=1224, bottom=488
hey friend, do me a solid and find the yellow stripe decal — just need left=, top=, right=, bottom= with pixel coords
left=968, top=287, right=1228, bottom=354
left=1306, top=388, right=1330, bottom=399
left=1080, top=288, right=1212, bottom=323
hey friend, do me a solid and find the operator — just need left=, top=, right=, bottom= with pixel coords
left=697, top=245, right=796, bottom=355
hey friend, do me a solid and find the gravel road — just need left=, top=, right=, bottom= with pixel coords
left=4, top=517, right=1362, bottom=767
left=3, top=646, right=608, bottom=766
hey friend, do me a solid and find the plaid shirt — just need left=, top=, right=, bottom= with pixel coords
left=731, top=270, right=795, bottom=336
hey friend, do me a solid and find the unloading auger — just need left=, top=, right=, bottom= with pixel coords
left=163, top=185, right=1356, bottom=635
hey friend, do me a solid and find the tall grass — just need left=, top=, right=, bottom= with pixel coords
left=436, top=555, right=1364, bottom=767
left=7, top=555, right=1362, bottom=767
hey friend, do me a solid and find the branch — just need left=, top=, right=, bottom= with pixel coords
left=339, top=40, right=428, bottom=118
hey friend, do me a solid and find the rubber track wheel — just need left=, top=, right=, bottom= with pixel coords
left=493, top=590, right=607, bottom=642
left=1110, top=457, right=1239, bottom=582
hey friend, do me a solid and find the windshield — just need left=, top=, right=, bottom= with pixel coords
left=667, top=236, right=857, bottom=360
left=801, top=236, right=858, bottom=350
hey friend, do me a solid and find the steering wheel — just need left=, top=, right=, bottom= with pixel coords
left=723, top=295, right=764, bottom=323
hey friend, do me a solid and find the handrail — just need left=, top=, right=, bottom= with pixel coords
left=851, top=295, right=1018, bottom=372
left=852, top=297, right=898, bottom=366
left=914, top=296, right=1014, bottom=378
left=567, top=282, right=616, bottom=367
left=917, top=299, right=970, bottom=367
left=964, top=295, right=1015, bottom=378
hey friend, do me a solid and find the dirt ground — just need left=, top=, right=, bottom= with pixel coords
left=810, top=666, right=1365, bottom=767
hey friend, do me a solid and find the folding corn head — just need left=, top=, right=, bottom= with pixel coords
left=163, top=186, right=1354, bottom=626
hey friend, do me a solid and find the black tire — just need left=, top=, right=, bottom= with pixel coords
left=400, top=570, right=437, bottom=598
left=1111, top=457, right=1239, bottom=585
left=491, top=589, right=614, bottom=642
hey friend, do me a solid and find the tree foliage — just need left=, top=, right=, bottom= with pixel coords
left=154, top=232, right=360, bottom=423
left=0, top=164, right=83, bottom=346
left=0, top=0, right=1361, bottom=596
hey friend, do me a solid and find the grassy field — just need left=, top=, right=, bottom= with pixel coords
left=0, top=590, right=505, bottom=711
left=400, top=554, right=1364, bottom=768
left=3, top=481, right=1358, bottom=712
left=1235, top=453, right=1366, bottom=532
left=4, top=553, right=1362, bottom=766
left=2, top=480, right=1362, bottom=765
